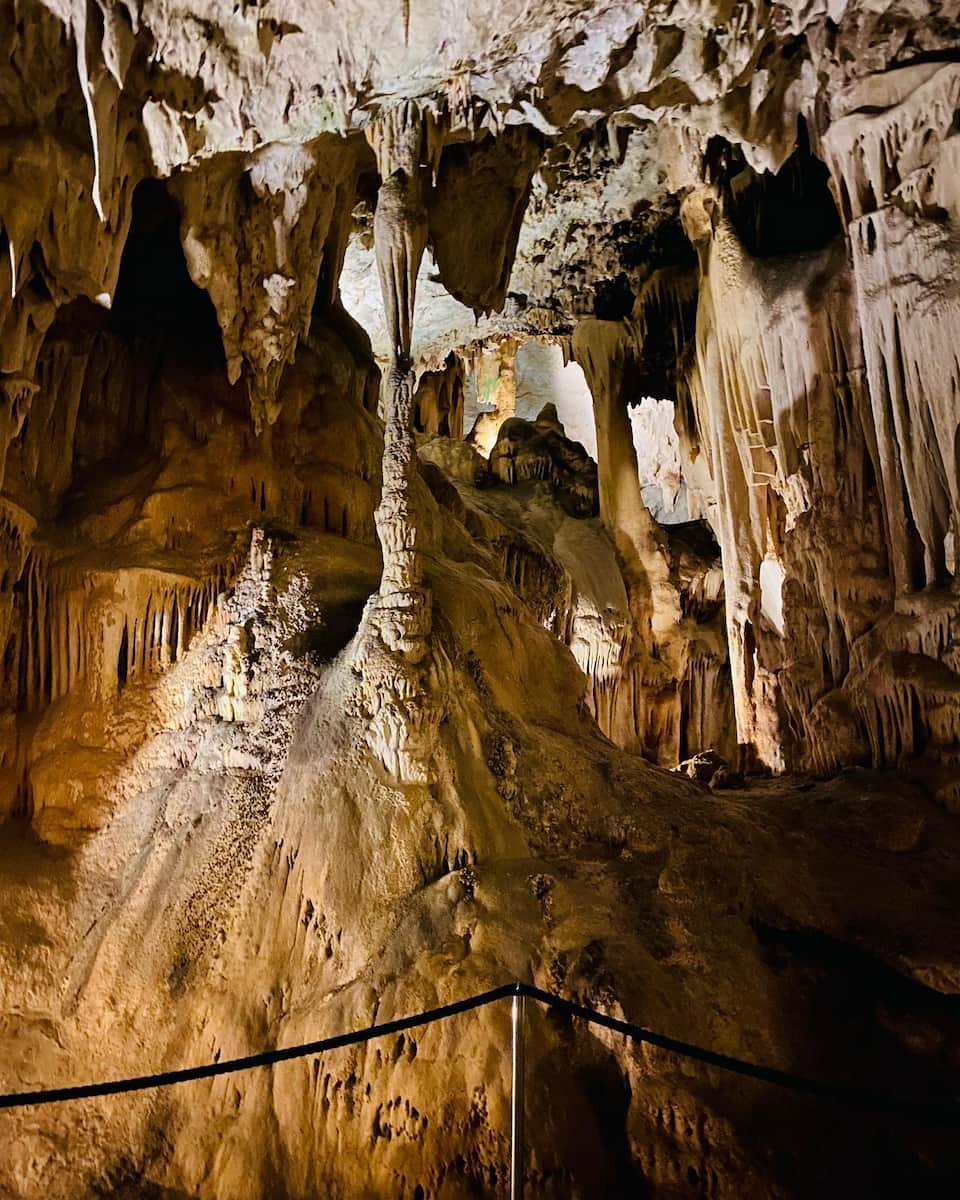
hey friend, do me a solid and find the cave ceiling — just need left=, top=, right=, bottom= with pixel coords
left=5, top=1, right=959, bottom=387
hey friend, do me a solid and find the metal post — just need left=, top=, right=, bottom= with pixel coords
left=510, top=989, right=525, bottom=1200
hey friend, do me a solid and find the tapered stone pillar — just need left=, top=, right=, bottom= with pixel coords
left=353, top=102, right=441, bottom=782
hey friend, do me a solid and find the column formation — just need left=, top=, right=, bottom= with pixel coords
left=353, top=102, right=441, bottom=783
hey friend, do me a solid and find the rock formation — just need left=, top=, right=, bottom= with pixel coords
left=351, top=101, right=441, bottom=783
left=0, top=2, right=959, bottom=1197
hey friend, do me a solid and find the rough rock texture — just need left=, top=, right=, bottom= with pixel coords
left=1, top=502, right=958, bottom=1199
left=1, top=2, right=960, bottom=1197
left=0, top=217, right=381, bottom=835
left=415, top=353, right=465, bottom=440
left=630, top=396, right=687, bottom=523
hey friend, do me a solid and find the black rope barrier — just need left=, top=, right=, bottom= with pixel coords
left=0, top=981, right=957, bottom=1123
left=0, top=983, right=517, bottom=1109
left=520, top=985, right=960, bottom=1123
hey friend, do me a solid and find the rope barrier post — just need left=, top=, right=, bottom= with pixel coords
left=510, top=987, right=525, bottom=1200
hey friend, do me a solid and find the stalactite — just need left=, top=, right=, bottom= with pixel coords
left=0, top=532, right=248, bottom=822
left=174, top=139, right=354, bottom=430
left=823, top=64, right=960, bottom=227
left=681, top=88, right=960, bottom=779
left=11, top=559, right=241, bottom=710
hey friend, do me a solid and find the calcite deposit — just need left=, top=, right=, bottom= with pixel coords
left=0, top=1, right=959, bottom=1197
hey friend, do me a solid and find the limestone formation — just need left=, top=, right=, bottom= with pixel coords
left=173, top=138, right=356, bottom=430
left=0, top=3, right=959, bottom=1197
left=467, top=337, right=520, bottom=455
left=352, top=101, right=442, bottom=783
left=414, top=352, right=465, bottom=440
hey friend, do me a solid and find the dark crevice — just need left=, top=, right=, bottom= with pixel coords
left=593, top=273, right=635, bottom=320
left=704, top=119, right=841, bottom=257
left=752, top=920, right=960, bottom=1095
left=117, top=622, right=129, bottom=689
left=110, top=179, right=224, bottom=366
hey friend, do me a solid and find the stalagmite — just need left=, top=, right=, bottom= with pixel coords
left=467, top=336, right=520, bottom=454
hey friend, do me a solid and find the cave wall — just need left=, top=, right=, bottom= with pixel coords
left=535, top=55, right=960, bottom=791
left=1, top=5, right=960, bottom=1197
left=0, top=190, right=383, bottom=836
